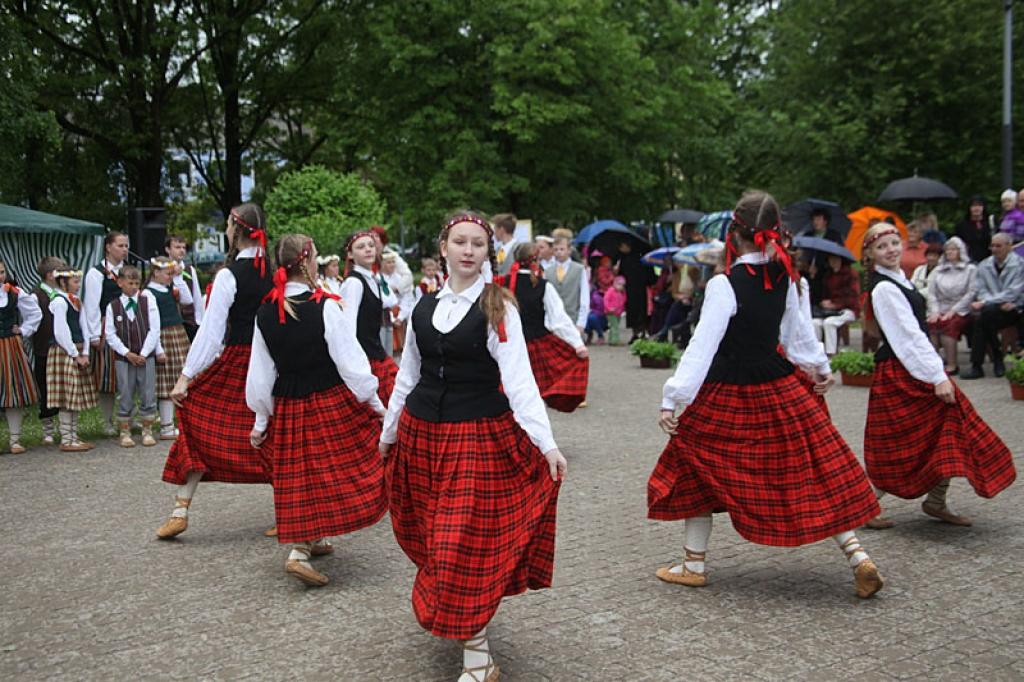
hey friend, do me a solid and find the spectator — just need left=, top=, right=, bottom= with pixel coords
left=912, top=243, right=943, bottom=296
left=603, top=276, right=627, bottom=346
left=584, top=285, right=606, bottom=345
left=954, top=195, right=995, bottom=263
left=899, top=220, right=928, bottom=279
left=534, top=235, right=556, bottom=271
left=800, top=207, right=843, bottom=244
left=926, top=237, right=976, bottom=375
left=544, top=236, right=589, bottom=334
left=654, top=264, right=699, bottom=344
left=491, top=213, right=519, bottom=276
left=961, top=233, right=1024, bottom=379
left=999, top=188, right=1024, bottom=242
left=999, top=188, right=1017, bottom=217
left=810, top=254, right=860, bottom=356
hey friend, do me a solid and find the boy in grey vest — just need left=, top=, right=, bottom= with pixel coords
left=544, top=237, right=590, bottom=333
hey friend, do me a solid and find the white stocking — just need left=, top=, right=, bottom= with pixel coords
left=5, top=407, right=24, bottom=444
left=158, top=399, right=175, bottom=431
left=58, top=410, right=74, bottom=443
left=834, top=531, right=869, bottom=568
left=459, top=627, right=492, bottom=682
left=172, top=471, right=203, bottom=518
left=288, top=542, right=313, bottom=565
left=668, top=514, right=712, bottom=574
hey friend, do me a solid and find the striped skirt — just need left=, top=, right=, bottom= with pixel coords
left=526, top=333, right=589, bottom=412
left=91, top=340, right=118, bottom=394
left=387, top=411, right=560, bottom=639
left=648, top=373, right=879, bottom=547
left=45, top=345, right=98, bottom=412
left=155, top=325, right=190, bottom=399
left=370, top=356, right=398, bottom=406
left=0, top=335, right=39, bottom=408
left=864, top=359, right=1016, bottom=499
left=266, top=383, right=386, bottom=544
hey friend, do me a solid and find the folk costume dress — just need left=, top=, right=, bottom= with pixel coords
left=648, top=252, right=880, bottom=546
left=382, top=276, right=561, bottom=639
left=0, top=282, right=42, bottom=409
left=82, top=260, right=123, bottom=397
left=247, top=282, right=387, bottom=545
left=509, top=266, right=589, bottom=412
left=172, top=261, right=204, bottom=341
left=31, top=282, right=60, bottom=439
left=863, top=265, right=1015, bottom=500
left=162, top=247, right=273, bottom=485
left=340, top=264, right=399, bottom=404
left=47, top=290, right=99, bottom=450
left=103, top=290, right=160, bottom=422
left=146, top=281, right=192, bottom=436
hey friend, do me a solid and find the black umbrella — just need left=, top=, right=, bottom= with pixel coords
left=658, top=208, right=705, bottom=224
left=878, top=176, right=958, bottom=202
left=781, top=198, right=853, bottom=239
left=588, top=226, right=650, bottom=260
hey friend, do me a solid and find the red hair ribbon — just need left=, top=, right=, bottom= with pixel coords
left=344, top=230, right=377, bottom=277
left=311, top=288, right=340, bottom=304
left=230, top=210, right=268, bottom=277
left=68, top=293, right=81, bottom=310
left=262, top=266, right=291, bottom=323
left=728, top=214, right=796, bottom=290
left=2, top=282, right=20, bottom=295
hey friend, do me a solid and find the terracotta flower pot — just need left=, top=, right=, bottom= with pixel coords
left=841, top=371, right=872, bottom=387
left=639, top=355, right=672, bottom=369
left=1010, top=382, right=1024, bottom=401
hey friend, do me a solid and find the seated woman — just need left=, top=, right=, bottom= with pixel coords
left=926, top=236, right=976, bottom=375
left=811, top=253, right=860, bottom=356
left=912, top=243, right=943, bottom=296
left=655, top=264, right=700, bottom=345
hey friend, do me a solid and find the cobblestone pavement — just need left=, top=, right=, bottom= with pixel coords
left=2, top=343, right=1022, bottom=681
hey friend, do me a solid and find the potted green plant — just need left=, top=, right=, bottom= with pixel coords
left=829, top=350, right=875, bottom=387
left=1004, top=354, right=1024, bottom=401
left=630, top=339, right=681, bottom=369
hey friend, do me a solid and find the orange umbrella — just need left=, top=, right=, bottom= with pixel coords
left=845, top=206, right=907, bottom=259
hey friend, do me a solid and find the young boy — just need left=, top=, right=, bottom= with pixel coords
left=32, top=257, right=67, bottom=444
left=414, top=257, right=444, bottom=302
left=103, top=265, right=161, bottom=447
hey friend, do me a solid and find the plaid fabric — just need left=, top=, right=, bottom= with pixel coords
left=266, top=383, right=386, bottom=543
left=386, top=410, right=560, bottom=639
left=0, top=336, right=38, bottom=407
left=45, top=345, right=98, bottom=412
left=162, top=344, right=271, bottom=485
left=91, top=340, right=118, bottom=394
left=794, top=365, right=829, bottom=416
left=369, top=356, right=398, bottom=405
left=648, top=374, right=879, bottom=547
left=864, top=359, right=1016, bottom=499
left=526, top=333, right=588, bottom=412
left=155, top=325, right=190, bottom=398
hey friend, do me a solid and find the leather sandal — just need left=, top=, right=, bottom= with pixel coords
left=156, top=496, right=191, bottom=539
left=264, top=526, right=278, bottom=537
left=460, top=635, right=500, bottom=682
left=922, top=501, right=972, bottom=526
left=310, top=540, right=334, bottom=557
left=863, top=515, right=895, bottom=530
left=285, top=547, right=329, bottom=587
left=655, top=547, right=707, bottom=587
left=841, top=536, right=884, bottom=598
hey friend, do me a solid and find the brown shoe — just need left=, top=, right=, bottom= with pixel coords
left=60, top=441, right=92, bottom=452
left=9, top=443, right=26, bottom=454
left=285, top=560, right=329, bottom=587
left=853, top=559, right=884, bottom=598
left=118, top=420, right=135, bottom=448
left=140, top=418, right=157, bottom=446
left=264, top=526, right=278, bottom=537
left=75, top=440, right=95, bottom=451
left=863, top=515, right=895, bottom=530
left=922, top=501, right=972, bottom=526
left=156, top=497, right=191, bottom=539
left=655, top=547, right=708, bottom=587
left=310, top=541, right=334, bottom=557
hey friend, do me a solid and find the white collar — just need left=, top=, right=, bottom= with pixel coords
left=437, top=275, right=484, bottom=303
left=120, top=293, right=139, bottom=304
left=554, top=257, right=571, bottom=266
left=237, top=246, right=263, bottom=258
left=875, top=264, right=910, bottom=284
left=148, top=282, right=168, bottom=292
left=354, top=264, right=377, bottom=279
left=284, top=282, right=311, bottom=295
left=104, top=260, right=123, bottom=273
left=735, top=252, right=770, bottom=265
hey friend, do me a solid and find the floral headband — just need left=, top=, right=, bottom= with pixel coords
left=443, top=214, right=493, bottom=238
left=863, top=225, right=900, bottom=250
left=54, top=269, right=84, bottom=278
left=149, top=258, right=176, bottom=270
left=316, top=254, right=340, bottom=265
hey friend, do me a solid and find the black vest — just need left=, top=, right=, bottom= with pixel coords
left=226, top=259, right=274, bottom=346
left=93, top=264, right=122, bottom=316
left=51, top=296, right=84, bottom=346
left=256, top=292, right=342, bottom=398
left=348, top=272, right=386, bottom=360
left=706, top=263, right=795, bottom=384
left=405, top=292, right=511, bottom=422
left=0, top=288, right=17, bottom=338
left=146, top=285, right=184, bottom=328
left=869, top=270, right=928, bottom=363
left=514, top=276, right=548, bottom=341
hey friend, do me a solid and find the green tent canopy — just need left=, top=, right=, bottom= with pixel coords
left=0, top=203, right=105, bottom=236
left=0, top=204, right=106, bottom=291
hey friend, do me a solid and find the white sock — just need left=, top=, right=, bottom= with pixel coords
left=58, top=411, right=73, bottom=443
left=171, top=472, right=203, bottom=517
left=288, top=543, right=313, bottom=564
left=834, top=531, right=869, bottom=568
left=669, top=515, right=712, bottom=575
left=98, top=393, right=115, bottom=425
left=5, top=407, right=24, bottom=444
left=42, top=416, right=55, bottom=439
left=925, top=479, right=951, bottom=508
left=158, top=400, right=175, bottom=431
left=71, top=412, right=81, bottom=442
left=459, top=627, right=492, bottom=682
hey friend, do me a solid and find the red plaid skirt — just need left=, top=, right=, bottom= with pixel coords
left=794, top=365, right=829, bottom=416
left=526, top=333, right=588, bottom=412
left=91, top=340, right=118, bottom=394
left=265, top=384, right=386, bottom=543
left=386, top=411, right=560, bottom=639
left=162, top=344, right=271, bottom=485
left=155, top=325, right=190, bottom=398
left=1, top=336, right=38, bottom=408
left=648, top=374, right=879, bottom=547
left=370, top=356, right=398, bottom=405
left=864, top=359, right=1015, bottom=499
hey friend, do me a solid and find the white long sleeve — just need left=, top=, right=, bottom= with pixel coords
left=871, top=271, right=947, bottom=385
left=381, top=278, right=558, bottom=454
left=1, top=288, right=43, bottom=337
left=338, top=275, right=364, bottom=327
left=182, top=267, right=236, bottom=378
left=780, top=280, right=830, bottom=373
left=542, top=282, right=584, bottom=348
left=141, top=292, right=161, bottom=356
left=576, top=267, right=590, bottom=327
left=103, top=304, right=127, bottom=357
left=798, top=277, right=813, bottom=326
left=50, top=296, right=85, bottom=357
left=102, top=294, right=161, bottom=358
left=171, top=271, right=195, bottom=307
left=323, top=296, right=384, bottom=414
left=189, top=266, right=204, bottom=325
left=81, top=267, right=104, bottom=342
left=245, top=323, right=276, bottom=432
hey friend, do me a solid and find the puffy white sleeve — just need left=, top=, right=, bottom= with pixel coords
left=141, top=293, right=161, bottom=357
left=245, top=323, right=276, bottom=432
left=82, top=267, right=103, bottom=342
left=16, top=292, right=43, bottom=338
left=172, top=273, right=194, bottom=307
left=872, top=281, right=947, bottom=385
left=381, top=302, right=423, bottom=445
left=182, top=267, right=236, bottom=378
left=190, top=267, right=204, bottom=325
left=661, top=275, right=735, bottom=411
left=780, top=280, right=830, bottom=375
left=338, top=276, right=363, bottom=326
left=577, top=270, right=590, bottom=327
left=323, top=300, right=384, bottom=414
left=489, top=303, right=558, bottom=454
left=542, top=283, right=584, bottom=348
left=50, top=297, right=80, bottom=357
left=798, top=277, right=813, bottom=325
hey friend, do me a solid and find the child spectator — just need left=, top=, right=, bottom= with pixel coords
left=414, top=257, right=444, bottom=301
left=585, top=285, right=607, bottom=345
left=604, top=276, right=628, bottom=346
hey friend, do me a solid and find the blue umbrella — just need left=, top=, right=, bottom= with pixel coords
left=792, top=235, right=856, bottom=261
left=641, top=246, right=682, bottom=266
left=672, top=242, right=716, bottom=266
left=696, top=210, right=732, bottom=241
left=574, top=220, right=629, bottom=246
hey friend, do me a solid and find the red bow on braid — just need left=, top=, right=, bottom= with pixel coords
left=262, top=239, right=313, bottom=323
left=728, top=213, right=797, bottom=290
left=2, top=282, right=20, bottom=295
left=230, top=210, right=268, bottom=276
left=344, top=230, right=377, bottom=277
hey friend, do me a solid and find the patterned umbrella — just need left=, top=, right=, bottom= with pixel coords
left=695, top=210, right=732, bottom=241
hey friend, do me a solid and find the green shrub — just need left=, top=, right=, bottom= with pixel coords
left=1004, top=355, right=1024, bottom=385
left=829, top=350, right=875, bottom=375
left=630, top=339, right=681, bottom=364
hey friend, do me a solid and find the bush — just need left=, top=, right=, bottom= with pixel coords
left=829, top=350, right=875, bottom=376
left=264, top=165, right=387, bottom=253
left=1004, top=355, right=1024, bottom=385
left=629, top=339, right=681, bottom=364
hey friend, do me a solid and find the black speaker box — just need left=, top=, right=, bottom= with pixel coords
left=128, top=207, right=167, bottom=262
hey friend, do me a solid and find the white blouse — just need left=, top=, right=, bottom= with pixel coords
left=49, top=294, right=88, bottom=358
left=103, top=292, right=161, bottom=358
left=82, top=260, right=123, bottom=342
left=0, top=286, right=42, bottom=338
left=182, top=248, right=261, bottom=379
left=381, top=275, right=558, bottom=454
left=509, top=268, right=584, bottom=348
left=171, top=265, right=199, bottom=323
left=338, top=265, right=399, bottom=326
left=871, top=265, right=947, bottom=385
left=662, top=252, right=830, bottom=412
left=246, top=282, right=385, bottom=432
